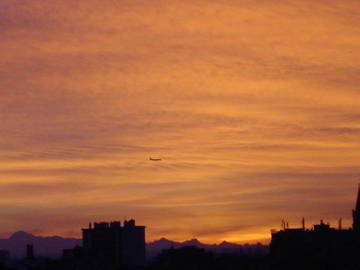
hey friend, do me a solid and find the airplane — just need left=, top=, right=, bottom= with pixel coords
left=149, top=157, right=162, bottom=161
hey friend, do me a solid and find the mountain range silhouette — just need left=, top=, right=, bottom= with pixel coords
left=146, top=237, right=268, bottom=259
left=0, top=231, right=80, bottom=258
left=0, top=231, right=268, bottom=259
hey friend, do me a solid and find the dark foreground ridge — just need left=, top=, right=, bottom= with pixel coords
left=1, top=185, right=360, bottom=269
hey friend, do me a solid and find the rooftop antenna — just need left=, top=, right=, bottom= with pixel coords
left=338, top=218, right=342, bottom=230
left=302, top=217, right=305, bottom=230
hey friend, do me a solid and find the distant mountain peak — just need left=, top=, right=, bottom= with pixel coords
left=158, top=237, right=171, bottom=242
left=1, top=231, right=81, bottom=258
left=9, top=231, right=34, bottom=240
left=183, top=238, right=201, bottom=245
left=149, top=237, right=173, bottom=245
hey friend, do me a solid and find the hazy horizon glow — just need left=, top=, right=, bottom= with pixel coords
left=1, top=0, right=360, bottom=243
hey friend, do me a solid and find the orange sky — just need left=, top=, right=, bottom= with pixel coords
left=1, top=0, right=360, bottom=243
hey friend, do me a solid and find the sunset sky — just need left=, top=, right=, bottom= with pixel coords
left=1, top=0, right=360, bottom=243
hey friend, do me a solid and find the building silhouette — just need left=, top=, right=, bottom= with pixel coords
left=352, top=184, right=360, bottom=231
left=26, top=244, right=34, bottom=260
left=0, top=249, right=10, bottom=269
left=82, top=219, right=146, bottom=268
left=270, top=184, right=360, bottom=269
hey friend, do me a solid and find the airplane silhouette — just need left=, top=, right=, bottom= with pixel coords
left=149, top=157, right=162, bottom=161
